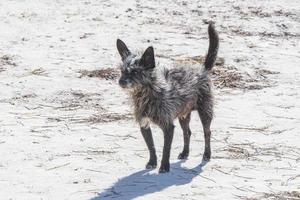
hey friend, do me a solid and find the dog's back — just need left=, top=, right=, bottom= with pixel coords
left=162, top=23, right=219, bottom=120
left=155, top=64, right=211, bottom=118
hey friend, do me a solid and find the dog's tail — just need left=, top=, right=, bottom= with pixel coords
left=204, top=23, right=219, bottom=71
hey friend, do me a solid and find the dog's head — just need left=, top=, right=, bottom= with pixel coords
left=116, top=39, right=155, bottom=89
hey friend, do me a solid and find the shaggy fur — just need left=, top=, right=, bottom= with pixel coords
left=116, top=23, right=219, bottom=173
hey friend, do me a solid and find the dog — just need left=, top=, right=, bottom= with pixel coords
left=116, top=23, right=219, bottom=173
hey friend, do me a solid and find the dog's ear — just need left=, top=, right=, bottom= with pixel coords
left=140, top=46, right=155, bottom=69
left=116, top=39, right=131, bottom=61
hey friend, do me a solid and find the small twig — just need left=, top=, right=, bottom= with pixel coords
left=134, top=153, right=145, bottom=158
left=233, top=185, right=261, bottom=193
left=85, top=169, right=105, bottom=173
left=30, top=134, right=51, bottom=138
left=287, top=174, right=300, bottom=182
left=46, top=162, right=70, bottom=171
left=233, top=185, right=250, bottom=192
left=103, top=133, right=137, bottom=140
left=198, top=174, right=217, bottom=183
left=212, top=167, right=231, bottom=175
left=230, top=126, right=269, bottom=131
left=263, top=111, right=300, bottom=121
left=37, top=103, right=58, bottom=108
left=233, top=173, right=255, bottom=180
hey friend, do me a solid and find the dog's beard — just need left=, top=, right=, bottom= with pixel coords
left=121, top=82, right=136, bottom=92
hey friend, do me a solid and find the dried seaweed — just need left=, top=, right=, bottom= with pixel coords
left=176, top=55, right=278, bottom=90
left=79, top=68, right=119, bottom=80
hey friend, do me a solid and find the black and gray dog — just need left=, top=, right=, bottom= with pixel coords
left=116, top=23, right=219, bottom=173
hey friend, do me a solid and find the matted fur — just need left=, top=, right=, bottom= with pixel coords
left=116, top=23, right=219, bottom=173
left=130, top=67, right=213, bottom=128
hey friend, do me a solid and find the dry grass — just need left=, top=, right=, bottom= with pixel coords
left=72, top=149, right=116, bottom=155
left=226, top=146, right=250, bottom=159
left=243, top=191, right=300, bottom=200
left=47, top=112, right=133, bottom=124
left=0, top=54, right=16, bottom=66
left=79, top=68, right=119, bottom=80
left=229, top=26, right=300, bottom=38
left=43, top=90, right=104, bottom=111
left=0, top=54, right=17, bottom=72
left=70, top=113, right=133, bottom=124
left=215, top=142, right=300, bottom=161
left=262, top=191, right=300, bottom=200
left=216, top=144, right=251, bottom=160
left=255, top=69, right=280, bottom=76
left=229, top=6, right=299, bottom=38
left=0, top=93, right=37, bottom=106
left=30, top=68, right=47, bottom=76
left=177, top=55, right=278, bottom=90
left=211, top=65, right=245, bottom=89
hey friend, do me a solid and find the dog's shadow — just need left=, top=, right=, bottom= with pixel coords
left=91, top=160, right=208, bottom=200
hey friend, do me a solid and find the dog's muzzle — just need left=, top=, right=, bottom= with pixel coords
left=119, top=79, right=127, bottom=88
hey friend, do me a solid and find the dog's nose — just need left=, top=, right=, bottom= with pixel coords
left=119, top=79, right=127, bottom=87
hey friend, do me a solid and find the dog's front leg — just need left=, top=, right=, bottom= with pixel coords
left=159, top=123, right=175, bottom=173
left=140, top=126, right=157, bottom=169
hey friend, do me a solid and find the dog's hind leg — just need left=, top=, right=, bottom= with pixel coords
left=140, top=127, right=157, bottom=169
left=159, top=123, right=175, bottom=173
left=178, top=113, right=192, bottom=159
left=197, top=97, right=213, bottom=161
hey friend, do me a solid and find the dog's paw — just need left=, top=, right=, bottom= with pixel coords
left=158, top=163, right=170, bottom=173
left=178, top=151, right=189, bottom=160
left=146, top=160, right=157, bottom=169
left=202, top=151, right=211, bottom=161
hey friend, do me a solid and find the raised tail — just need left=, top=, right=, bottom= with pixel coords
left=204, top=23, right=219, bottom=71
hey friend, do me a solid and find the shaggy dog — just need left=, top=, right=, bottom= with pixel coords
left=116, top=23, right=219, bottom=173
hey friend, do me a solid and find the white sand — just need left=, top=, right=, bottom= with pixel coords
left=0, top=0, right=299, bottom=199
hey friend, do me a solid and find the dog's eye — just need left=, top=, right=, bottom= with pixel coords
left=132, top=70, right=138, bottom=75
